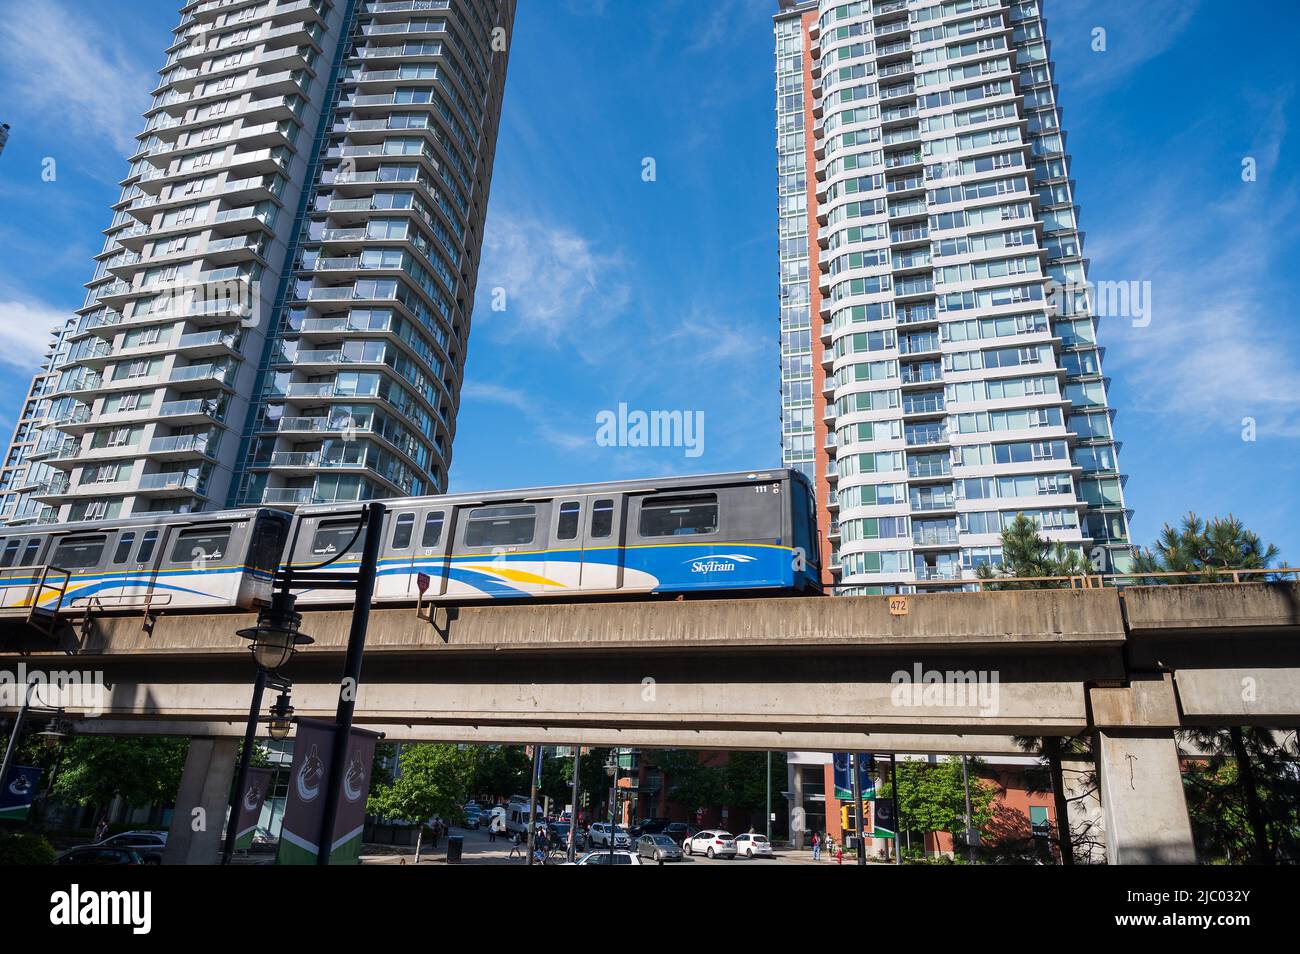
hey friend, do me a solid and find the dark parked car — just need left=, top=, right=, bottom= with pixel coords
left=96, top=830, right=167, bottom=865
left=662, top=822, right=693, bottom=845
left=55, top=846, right=144, bottom=866
left=630, top=817, right=671, bottom=838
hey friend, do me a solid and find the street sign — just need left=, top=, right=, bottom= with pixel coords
left=416, top=572, right=430, bottom=594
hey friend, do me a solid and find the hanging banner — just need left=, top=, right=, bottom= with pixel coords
left=0, top=766, right=42, bottom=821
left=232, top=766, right=274, bottom=851
left=871, top=796, right=897, bottom=839
left=832, top=753, right=876, bottom=800
left=276, top=719, right=380, bottom=865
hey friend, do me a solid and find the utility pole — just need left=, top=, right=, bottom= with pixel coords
left=961, top=755, right=975, bottom=862
left=850, top=752, right=865, bottom=865
left=567, top=748, right=582, bottom=863
left=890, top=755, right=901, bottom=866
left=765, top=750, right=772, bottom=841
left=608, top=751, right=619, bottom=866
left=221, top=668, right=266, bottom=865
left=527, top=744, right=542, bottom=865
left=316, top=501, right=385, bottom=865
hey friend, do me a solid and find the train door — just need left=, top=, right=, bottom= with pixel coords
left=408, top=509, right=454, bottom=597
left=546, top=497, right=585, bottom=592
left=579, top=494, right=622, bottom=592
left=132, top=525, right=168, bottom=609
left=382, top=508, right=418, bottom=601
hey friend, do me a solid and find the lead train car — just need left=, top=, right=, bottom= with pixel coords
left=285, top=469, right=822, bottom=604
left=0, top=509, right=290, bottom=615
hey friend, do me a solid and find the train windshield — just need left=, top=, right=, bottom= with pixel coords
left=312, top=519, right=363, bottom=556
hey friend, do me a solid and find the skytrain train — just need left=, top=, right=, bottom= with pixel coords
left=0, top=470, right=821, bottom=617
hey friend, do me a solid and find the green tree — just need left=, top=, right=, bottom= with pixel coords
left=1181, top=727, right=1300, bottom=864
left=49, top=737, right=189, bottom=826
left=976, top=513, right=1090, bottom=588
left=1130, top=513, right=1288, bottom=862
left=723, top=751, right=787, bottom=818
left=1131, top=512, right=1280, bottom=583
left=367, top=744, right=476, bottom=863
left=879, top=758, right=996, bottom=860
left=653, top=749, right=728, bottom=813
left=469, top=745, right=530, bottom=803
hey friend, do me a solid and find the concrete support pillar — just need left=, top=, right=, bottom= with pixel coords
left=1095, top=729, right=1196, bottom=864
left=788, top=761, right=805, bottom=849
left=162, top=737, right=239, bottom=865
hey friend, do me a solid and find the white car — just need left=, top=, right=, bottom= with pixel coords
left=569, top=850, right=642, bottom=865
left=734, top=833, right=774, bottom=858
left=684, top=830, right=737, bottom=858
left=586, top=823, right=631, bottom=849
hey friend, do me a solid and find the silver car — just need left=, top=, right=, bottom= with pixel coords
left=636, top=833, right=683, bottom=862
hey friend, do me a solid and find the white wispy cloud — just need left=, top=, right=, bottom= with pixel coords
left=0, top=298, right=65, bottom=372
left=1047, top=0, right=1200, bottom=94
left=1095, top=92, right=1300, bottom=438
left=460, top=380, right=591, bottom=451
left=0, top=0, right=154, bottom=157
left=476, top=213, right=629, bottom=342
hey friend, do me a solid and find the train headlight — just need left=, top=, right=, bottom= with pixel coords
left=237, top=591, right=313, bottom=673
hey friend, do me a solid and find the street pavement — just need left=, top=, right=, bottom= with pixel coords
left=359, top=824, right=844, bottom=865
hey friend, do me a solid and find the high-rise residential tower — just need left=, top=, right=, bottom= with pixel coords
left=775, top=0, right=1132, bottom=593
left=2, top=0, right=513, bottom=524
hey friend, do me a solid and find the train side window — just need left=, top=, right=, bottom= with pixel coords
left=464, top=505, right=535, bottom=548
left=21, top=539, right=42, bottom=566
left=113, top=533, right=136, bottom=564
left=0, top=539, right=20, bottom=568
left=392, top=512, right=415, bottom=549
left=638, top=494, right=719, bottom=537
left=168, top=528, right=231, bottom=563
left=556, top=501, right=580, bottom=541
left=136, top=530, right=159, bottom=564
left=312, top=519, right=362, bottom=556
left=52, top=535, right=108, bottom=569
left=420, top=511, right=445, bottom=548
left=591, top=499, right=614, bottom=538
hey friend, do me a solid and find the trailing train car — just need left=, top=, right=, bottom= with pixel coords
left=0, top=509, right=290, bottom=616
left=284, top=469, right=821, bottom=604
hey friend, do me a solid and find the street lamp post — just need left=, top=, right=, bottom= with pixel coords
left=606, top=752, right=619, bottom=866
left=0, top=677, right=67, bottom=801
left=224, top=592, right=312, bottom=865
left=567, top=748, right=581, bottom=863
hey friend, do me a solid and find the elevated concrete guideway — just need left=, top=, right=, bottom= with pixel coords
left=4, top=583, right=1300, bottom=863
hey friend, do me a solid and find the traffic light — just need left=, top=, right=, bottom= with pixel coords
left=841, top=806, right=853, bottom=832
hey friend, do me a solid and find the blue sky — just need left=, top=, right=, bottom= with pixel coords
left=0, top=0, right=1297, bottom=559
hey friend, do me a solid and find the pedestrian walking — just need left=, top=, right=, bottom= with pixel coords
left=509, top=832, right=523, bottom=859
left=95, top=818, right=109, bottom=842
left=811, top=831, right=821, bottom=861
